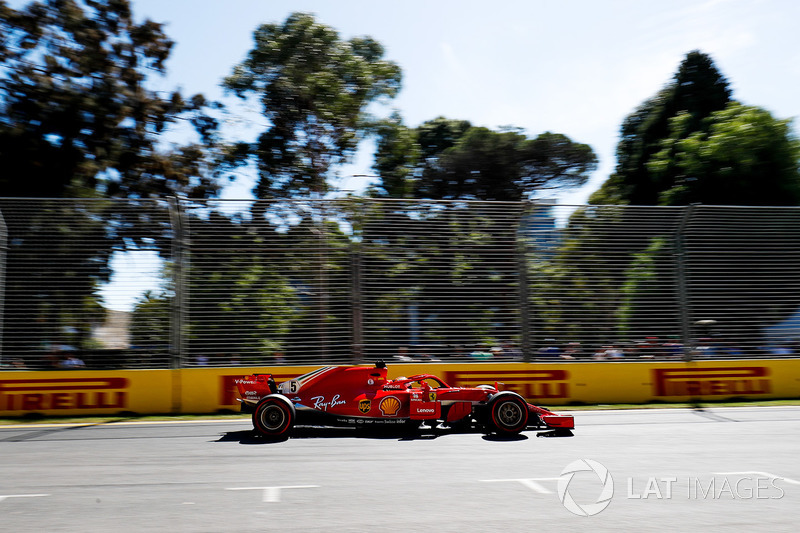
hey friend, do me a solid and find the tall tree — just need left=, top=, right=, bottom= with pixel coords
left=222, top=12, right=402, bottom=199
left=373, top=117, right=597, bottom=200
left=0, top=0, right=221, bottom=200
left=650, top=103, right=800, bottom=205
left=576, top=51, right=800, bottom=354
left=590, top=50, right=732, bottom=205
left=0, top=0, right=221, bottom=360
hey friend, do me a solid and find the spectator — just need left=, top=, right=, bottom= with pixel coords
left=501, top=342, right=523, bottom=360
left=469, top=346, right=493, bottom=360
left=642, top=337, right=664, bottom=358
left=394, top=346, right=413, bottom=362
left=605, top=345, right=624, bottom=360
left=59, top=354, right=85, bottom=369
left=537, top=340, right=560, bottom=359
left=562, top=342, right=584, bottom=360
left=9, top=358, right=28, bottom=369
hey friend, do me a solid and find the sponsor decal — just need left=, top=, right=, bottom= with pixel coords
left=428, top=391, right=436, bottom=402
left=310, top=394, right=346, bottom=411
left=379, top=396, right=401, bottom=416
left=358, top=399, right=371, bottom=414
left=0, top=377, right=129, bottom=411
left=444, top=370, right=569, bottom=399
left=337, top=417, right=405, bottom=425
left=652, top=367, right=771, bottom=397
left=220, top=374, right=299, bottom=405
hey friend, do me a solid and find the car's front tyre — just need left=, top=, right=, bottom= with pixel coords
left=487, top=393, right=529, bottom=434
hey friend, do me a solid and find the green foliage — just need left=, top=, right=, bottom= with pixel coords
left=0, top=0, right=221, bottom=200
left=576, top=50, right=800, bottom=352
left=131, top=289, right=171, bottom=351
left=374, top=116, right=597, bottom=200
left=223, top=12, right=402, bottom=198
left=528, top=205, right=634, bottom=346
left=591, top=50, right=732, bottom=206
left=370, top=112, right=423, bottom=198
left=650, top=103, right=800, bottom=205
left=0, top=199, right=114, bottom=355
left=617, top=237, right=669, bottom=337
left=359, top=201, right=523, bottom=356
left=0, top=1, right=224, bottom=360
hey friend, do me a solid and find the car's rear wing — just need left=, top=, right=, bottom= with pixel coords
left=235, top=374, right=277, bottom=405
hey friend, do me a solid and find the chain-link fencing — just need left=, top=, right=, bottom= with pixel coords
left=1, top=198, right=799, bottom=369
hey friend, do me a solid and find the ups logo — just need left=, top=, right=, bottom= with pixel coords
left=358, top=399, right=371, bottom=414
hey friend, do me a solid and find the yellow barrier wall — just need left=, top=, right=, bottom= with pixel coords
left=2, top=360, right=799, bottom=416
left=180, top=366, right=319, bottom=414
left=387, top=360, right=800, bottom=405
left=0, top=370, right=173, bottom=417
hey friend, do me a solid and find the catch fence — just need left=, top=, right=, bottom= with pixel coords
left=1, top=198, right=799, bottom=369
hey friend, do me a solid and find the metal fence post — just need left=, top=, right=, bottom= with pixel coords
left=0, top=209, right=6, bottom=364
left=169, top=197, right=187, bottom=370
left=674, top=203, right=697, bottom=361
left=517, top=236, right=532, bottom=363
left=351, top=248, right=363, bottom=364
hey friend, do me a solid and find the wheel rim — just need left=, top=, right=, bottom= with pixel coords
left=496, top=400, right=524, bottom=428
left=259, top=403, right=287, bottom=431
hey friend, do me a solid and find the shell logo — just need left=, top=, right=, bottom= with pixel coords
left=379, top=396, right=401, bottom=416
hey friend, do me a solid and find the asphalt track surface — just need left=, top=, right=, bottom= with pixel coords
left=2, top=407, right=800, bottom=533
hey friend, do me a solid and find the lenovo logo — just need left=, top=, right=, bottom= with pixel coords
left=444, top=370, right=569, bottom=399
left=0, top=377, right=129, bottom=411
left=652, top=367, right=771, bottom=397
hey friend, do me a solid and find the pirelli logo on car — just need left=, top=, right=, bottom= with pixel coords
left=0, top=377, right=130, bottom=411
left=652, top=367, right=771, bottom=397
left=443, top=369, right=569, bottom=399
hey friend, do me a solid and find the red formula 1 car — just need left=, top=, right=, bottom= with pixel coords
left=235, top=362, right=574, bottom=438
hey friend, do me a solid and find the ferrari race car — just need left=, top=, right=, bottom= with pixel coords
left=235, top=362, right=574, bottom=438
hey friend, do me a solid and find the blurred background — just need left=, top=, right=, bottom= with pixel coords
left=2, top=0, right=800, bottom=369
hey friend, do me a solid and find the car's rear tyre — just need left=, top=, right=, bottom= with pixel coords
left=488, top=393, right=529, bottom=434
left=252, top=395, right=295, bottom=438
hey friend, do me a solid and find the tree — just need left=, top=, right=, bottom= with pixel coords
left=0, top=0, right=221, bottom=200
left=576, top=51, right=800, bottom=354
left=178, top=210, right=302, bottom=364
left=0, top=1, right=222, bottom=361
left=650, top=103, right=800, bottom=205
left=358, top=199, right=525, bottom=359
left=130, top=289, right=171, bottom=365
left=573, top=52, right=734, bottom=348
left=222, top=12, right=402, bottom=199
left=373, top=117, right=597, bottom=200
left=590, top=50, right=732, bottom=205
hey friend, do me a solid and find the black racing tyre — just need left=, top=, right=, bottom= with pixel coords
left=488, top=393, right=529, bottom=434
left=252, top=395, right=295, bottom=438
